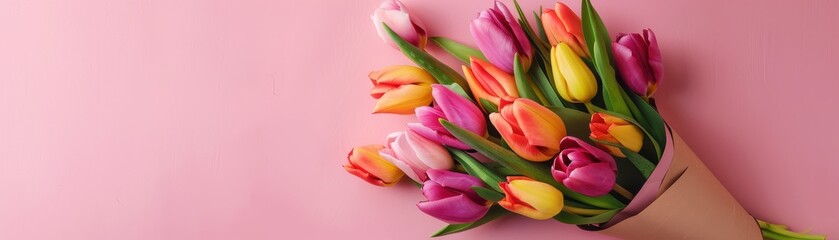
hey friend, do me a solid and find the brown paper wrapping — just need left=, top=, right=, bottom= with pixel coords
left=595, top=132, right=762, bottom=239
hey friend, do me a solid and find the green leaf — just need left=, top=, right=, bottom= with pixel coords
left=430, top=37, right=487, bottom=64
left=513, top=0, right=550, bottom=55
left=383, top=24, right=470, bottom=93
left=554, top=208, right=621, bottom=225
left=593, top=42, right=631, bottom=116
left=580, top=0, right=632, bottom=117
left=431, top=205, right=507, bottom=237
left=450, top=149, right=504, bottom=192
left=547, top=106, right=592, bottom=140
left=627, top=91, right=667, bottom=155
left=514, top=54, right=540, bottom=103
left=478, top=98, right=499, bottom=113
left=529, top=64, right=564, bottom=107
left=472, top=186, right=505, bottom=202
left=440, top=119, right=625, bottom=210
left=533, top=11, right=549, bottom=44
left=622, top=148, right=655, bottom=178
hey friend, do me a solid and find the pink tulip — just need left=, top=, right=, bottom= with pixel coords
left=612, top=29, right=663, bottom=98
left=551, top=137, right=617, bottom=197
left=379, top=130, right=454, bottom=182
left=371, top=0, right=428, bottom=50
left=417, top=169, right=490, bottom=223
left=409, top=85, right=487, bottom=150
left=470, top=1, right=533, bottom=73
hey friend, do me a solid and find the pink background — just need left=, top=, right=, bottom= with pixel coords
left=0, top=0, right=837, bottom=239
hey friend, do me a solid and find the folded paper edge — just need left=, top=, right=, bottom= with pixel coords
left=584, top=128, right=763, bottom=239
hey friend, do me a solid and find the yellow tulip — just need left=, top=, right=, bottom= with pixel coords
left=498, top=176, right=564, bottom=220
left=589, top=113, right=644, bottom=157
left=550, top=43, right=597, bottom=103
left=369, top=66, right=436, bottom=114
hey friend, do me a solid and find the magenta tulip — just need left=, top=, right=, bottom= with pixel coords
left=379, top=130, right=454, bottom=182
left=409, top=85, right=487, bottom=150
left=551, top=137, right=617, bottom=197
left=371, top=0, right=428, bottom=50
left=470, top=1, right=533, bottom=73
left=612, top=29, right=663, bottom=98
left=417, top=169, right=490, bottom=223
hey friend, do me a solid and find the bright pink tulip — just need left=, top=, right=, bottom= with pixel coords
left=417, top=169, right=490, bottom=223
left=409, top=85, right=487, bottom=150
left=371, top=0, right=428, bottom=50
left=552, top=137, right=617, bottom=197
left=470, top=1, right=533, bottom=73
left=379, top=130, right=454, bottom=182
left=613, top=29, right=663, bottom=98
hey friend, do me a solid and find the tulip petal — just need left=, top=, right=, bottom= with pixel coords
left=373, top=65, right=436, bottom=85
left=347, top=145, right=404, bottom=185
left=490, top=113, right=551, bottom=161
left=379, top=147, right=422, bottom=182
left=431, top=85, right=486, bottom=136
left=644, top=29, right=664, bottom=86
left=555, top=43, right=597, bottom=102
left=512, top=99, right=565, bottom=151
left=507, top=179, right=564, bottom=219
left=560, top=137, right=616, bottom=169
left=426, top=169, right=486, bottom=203
left=408, top=122, right=471, bottom=150
left=562, top=162, right=616, bottom=196
left=471, top=17, right=517, bottom=73
left=426, top=169, right=486, bottom=193
left=607, top=124, right=644, bottom=152
left=463, top=65, right=501, bottom=107
left=373, top=84, right=433, bottom=114
left=417, top=194, right=490, bottom=224
left=406, top=130, right=454, bottom=170
left=422, top=181, right=461, bottom=201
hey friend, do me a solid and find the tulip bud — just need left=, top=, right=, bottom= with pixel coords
left=409, top=85, right=487, bottom=150
left=379, top=130, right=454, bottom=182
left=470, top=1, right=533, bottom=73
left=613, top=29, right=663, bottom=98
left=462, top=57, right=519, bottom=108
left=541, top=2, right=589, bottom=57
left=552, top=137, right=617, bottom=197
left=417, top=169, right=491, bottom=223
left=498, top=176, right=564, bottom=220
left=551, top=43, right=598, bottom=103
left=369, top=66, right=436, bottom=114
left=371, top=0, right=428, bottom=50
left=344, top=145, right=405, bottom=187
left=589, top=113, right=644, bottom=157
left=489, top=98, right=566, bottom=162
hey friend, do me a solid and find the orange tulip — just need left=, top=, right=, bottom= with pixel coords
left=370, top=66, right=436, bottom=114
left=489, top=98, right=567, bottom=162
left=541, top=2, right=589, bottom=58
left=589, top=113, right=644, bottom=157
left=344, top=145, right=405, bottom=186
left=462, top=57, right=519, bottom=108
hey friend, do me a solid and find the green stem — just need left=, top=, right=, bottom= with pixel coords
left=612, top=184, right=634, bottom=200
left=758, top=219, right=826, bottom=240
left=563, top=206, right=610, bottom=216
left=584, top=102, right=596, bottom=114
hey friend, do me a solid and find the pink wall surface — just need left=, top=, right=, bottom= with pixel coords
left=0, top=0, right=837, bottom=239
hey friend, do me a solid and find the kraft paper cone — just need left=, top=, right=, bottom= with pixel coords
left=595, top=132, right=762, bottom=239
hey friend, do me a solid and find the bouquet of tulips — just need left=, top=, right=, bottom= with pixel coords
left=345, top=0, right=826, bottom=239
